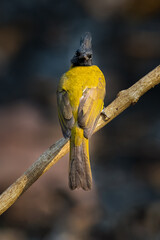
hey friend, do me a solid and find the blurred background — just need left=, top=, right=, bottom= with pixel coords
left=0, top=0, right=160, bottom=239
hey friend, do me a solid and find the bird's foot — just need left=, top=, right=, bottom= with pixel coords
left=100, top=109, right=110, bottom=121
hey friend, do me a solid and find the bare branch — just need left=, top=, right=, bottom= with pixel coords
left=0, top=65, right=160, bottom=215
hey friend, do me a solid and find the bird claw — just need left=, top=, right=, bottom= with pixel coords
left=100, top=109, right=110, bottom=121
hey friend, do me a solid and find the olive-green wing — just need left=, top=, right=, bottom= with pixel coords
left=57, top=90, right=75, bottom=138
left=78, top=87, right=105, bottom=138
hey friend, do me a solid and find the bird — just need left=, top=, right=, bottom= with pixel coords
left=57, top=32, right=106, bottom=190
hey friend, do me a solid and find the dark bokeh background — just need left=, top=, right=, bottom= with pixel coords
left=0, top=0, right=160, bottom=239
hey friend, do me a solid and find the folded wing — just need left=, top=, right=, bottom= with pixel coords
left=78, top=86, right=105, bottom=138
left=57, top=90, right=75, bottom=138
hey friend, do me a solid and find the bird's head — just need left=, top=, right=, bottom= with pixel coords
left=71, top=32, right=93, bottom=66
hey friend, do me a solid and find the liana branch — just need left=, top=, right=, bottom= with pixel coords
left=0, top=65, right=160, bottom=215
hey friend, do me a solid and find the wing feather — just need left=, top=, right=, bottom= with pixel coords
left=57, top=90, right=75, bottom=138
left=78, top=87, right=105, bottom=138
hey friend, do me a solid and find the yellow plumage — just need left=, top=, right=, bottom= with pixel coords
left=58, top=65, right=105, bottom=119
left=57, top=33, right=106, bottom=190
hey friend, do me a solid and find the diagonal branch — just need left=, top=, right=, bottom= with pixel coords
left=0, top=65, right=160, bottom=215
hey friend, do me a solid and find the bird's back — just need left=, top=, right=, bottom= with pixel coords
left=58, top=65, right=105, bottom=119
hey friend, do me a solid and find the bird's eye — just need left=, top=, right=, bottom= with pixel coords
left=88, top=54, right=92, bottom=58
